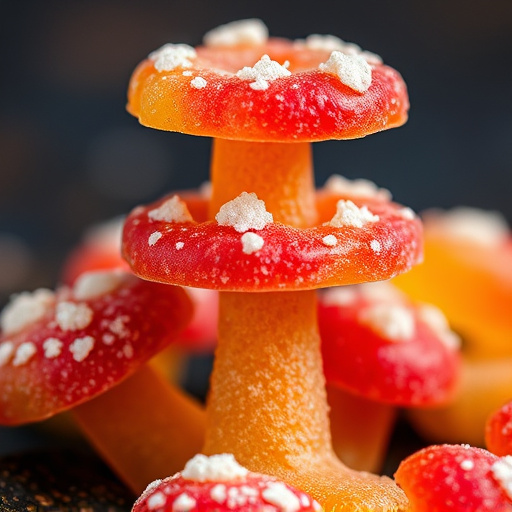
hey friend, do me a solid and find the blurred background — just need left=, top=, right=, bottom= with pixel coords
left=0, top=0, right=511, bottom=466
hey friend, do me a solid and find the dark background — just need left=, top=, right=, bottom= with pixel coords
left=0, top=0, right=511, bottom=461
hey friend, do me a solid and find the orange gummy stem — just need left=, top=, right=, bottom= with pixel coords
left=73, top=364, right=206, bottom=494
left=204, top=138, right=408, bottom=511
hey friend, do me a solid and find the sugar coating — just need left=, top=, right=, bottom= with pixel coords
left=1, top=288, right=55, bottom=336
left=56, top=301, right=93, bottom=331
left=216, top=192, right=273, bottom=233
left=73, top=269, right=127, bottom=300
left=0, top=341, right=14, bottom=366
left=492, top=456, right=512, bottom=500
left=43, top=337, right=63, bottom=359
left=181, top=454, right=249, bottom=482
left=417, top=303, right=461, bottom=351
left=69, top=335, right=95, bottom=362
left=241, top=232, right=265, bottom=254
left=172, top=493, right=196, bottom=512
left=460, top=459, right=475, bottom=471
left=148, top=196, right=193, bottom=223
left=210, top=484, right=227, bottom=503
left=204, top=19, right=269, bottom=48
left=425, top=207, right=509, bottom=247
left=321, top=286, right=358, bottom=306
left=359, top=303, right=415, bottom=342
left=149, top=44, right=197, bottom=72
left=147, top=491, right=166, bottom=510
left=358, top=281, right=406, bottom=303
left=12, top=342, right=37, bottom=366
left=191, top=76, right=207, bottom=89
left=236, top=55, right=291, bottom=91
left=370, top=240, right=382, bottom=253
left=148, top=231, right=162, bottom=246
left=326, top=199, right=379, bottom=228
left=176, top=242, right=185, bottom=250
left=261, top=482, right=301, bottom=512
left=322, top=234, right=338, bottom=247
left=324, top=174, right=391, bottom=201
left=319, top=51, right=372, bottom=93
left=399, top=207, right=416, bottom=220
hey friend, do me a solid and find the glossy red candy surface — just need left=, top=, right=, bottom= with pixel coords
left=487, top=401, right=512, bottom=457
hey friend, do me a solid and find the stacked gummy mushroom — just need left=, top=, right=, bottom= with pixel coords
left=123, top=19, right=422, bottom=511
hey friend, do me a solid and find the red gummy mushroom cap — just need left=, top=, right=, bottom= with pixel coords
left=133, top=453, right=322, bottom=512
left=318, top=281, right=461, bottom=405
left=122, top=186, right=422, bottom=292
left=127, top=20, right=408, bottom=142
left=394, top=444, right=512, bottom=512
left=0, top=269, right=192, bottom=425
left=486, top=401, right=512, bottom=457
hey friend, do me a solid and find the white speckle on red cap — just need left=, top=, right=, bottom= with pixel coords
left=0, top=341, right=15, bottom=366
left=236, top=55, right=291, bottom=91
left=172, top=493, right=196, bottom=512
left=460, top=459, right=475, bottom=471
left=149, top=44, right=197, bottom=72
left=149, top=196, right=193, bottom=224
left=210, top=484, right=227, bottom=503
left=147, top=491, right=166, bottom=510
left=109, top=315, right=130, bottom=338
left=324, top=174, right=391, bottom=201
left=319, top=51, right=372, bottom=93
left=417, top=303, right=461, bottom=351
left=176, top=242, right=185, bottom=250
left=148, top=232, right=162, bottom=246
left=56, top=301, right=93, bottom=332
left=492, top=456, right=512, bottom=500
left=43, top=337, right=63, bottom=359
left=191, top=77, right=207, bottom=89
left=399, top=207, right=416, bottom=220
left=359, top=303, right=415, bottom=342
left=73, top=270, right=128, bottom=300
left=1, top=289, right=55, bottom=336
left=262, top=482, right=302, bottom=512
left=216, top=192, right=273, bottom=233
left=204, top=19, right=268, bottom=48
left=321, top=286, right=358, bottom=306
left=13, top=342, right=37, bottom=366
left=370, top=240, right=382, bottom=253
left=241, top=232, right=264, bottom=254
left=181, top=454, right=249, bottom=482
left=326, top=199, right=379, bottom=228
left=69, top=336, right=95, bottom=362
left=322, top=234, right=338, bottom=247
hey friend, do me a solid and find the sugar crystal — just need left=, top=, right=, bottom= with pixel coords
left=43, top=337, right=63, bottom=359
left=236, top=55, right=291, bottom=91
left=69, top=336, right=95, bottom=362
left=359, top=303, right=415, bottom=342
left=326, top=199, right=379, bottom=228
left=56, top=301, right=93, bottom=331
left=181, top=453, right=249, bottom=482
left=148, top=196, right=193, bottom=223
left=149, top=44, right=196, bottom=72
left=13, top=342, right=37, bottom=366
left=241, top=232, right=265, bottom=254
left=204, top=19, right=268, bottom=47
left=216, top=192, right=273, bottom=233
left=74, top=269, right=128, bottom=300
left=319, top=51, right=372, bottom=93
left=262, top=482, right=301, bottom=512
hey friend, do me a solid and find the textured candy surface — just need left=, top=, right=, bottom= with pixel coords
left=487, top=401, right=512, bottom=457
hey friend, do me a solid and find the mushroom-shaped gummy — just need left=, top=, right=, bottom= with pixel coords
left=318, top=280, right=461, bottom=472
left=486, top=401, right=512, bottom=457
left=393, top=208, right=512, bottom=446
left=394, top=444, right=512, bottom=511
left=133, top=453, right=322, bottom=512
left=124, top=19, right=419, bottom=511
left=0, top=269, right=205, bottom=493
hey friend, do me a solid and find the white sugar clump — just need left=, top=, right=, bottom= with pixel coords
left=216, top=192, right=273, bottom=233
left=1, top=288, right=55, bottom=336
left=319, top=51, right=372, bottom=93
left=149, top=44, right=197, bottom=72
left=262, top=482, right=301, bottom=512
left=321, top=286, right=358, bottom=306
left=43, top=337, right=63, bottom=359
left=425, top=207, right=509, bottom=247
left=492, top=456, right=512, bottom=500
left=322, top=234, right=338, bottom=247
left=148, top=231, right=163, bottom=246
left=69, top=335, right=95, bottom=362
left=241, top=232, right=265, bottom=254
left=13, top=342, right=37, bottom=366
left=172, top=493, right=196, bottom=512
left=326, top=199, right=379, bottom=228
left=56, top=301, right=93, bottom=331
left=236, top=54, right=291, bottom=91
left=176, top=242, right=185, bottom=250
left=147, top=491, right=166, bottom=510
left=359, top=303, right=415, bottom=342
left=204, top=19, right=268, bottom=48
left=191, top=76, right=207, bottom=89
left=324, top=174, right=391, bottom=201
left=460, top=459, right=475, bottom=471
left=148, top=196, right=194, bottom=223
left=181, top=454, right=249, bottom=482
left=210, top=484, right=227, bottom=503
left=73, top=269, right=128, bottom=301
left=417, top=303, right=461, bottom=351
left=370, top=240, right=382, bottom=253
left=0, top=341, right=15, bottom=366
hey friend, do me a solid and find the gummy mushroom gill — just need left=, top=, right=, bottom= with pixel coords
left=124, top=19, right=420, bottom=511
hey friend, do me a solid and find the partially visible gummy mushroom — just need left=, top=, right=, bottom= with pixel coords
left=0, top=269, right=205, bottom=493
left=394, top=444, right=512, bottom=511
left=124, top=19, right=419, bottom=511
left=486, top=401, right=512, bottom=457
left=133, top=453, right=322, bottom=512
left=318, top=280, right=461, bottom=472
